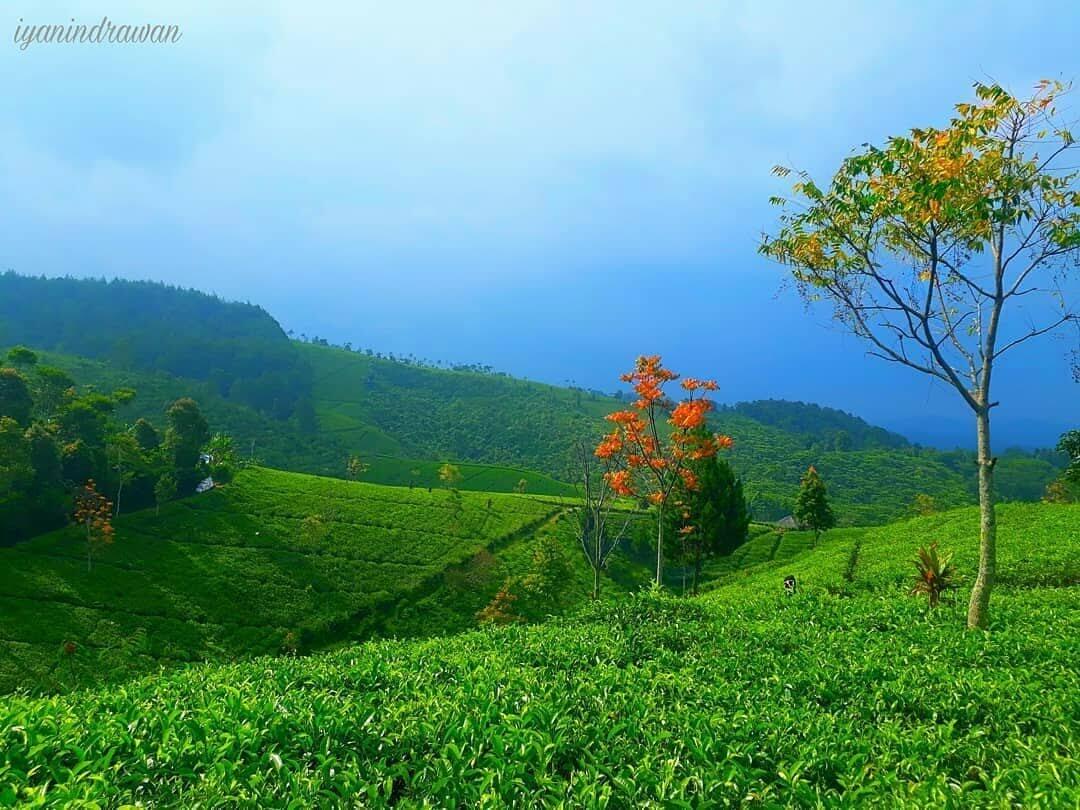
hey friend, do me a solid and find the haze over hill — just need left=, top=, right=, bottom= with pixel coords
left=3, top=4, right=1078, bottom=447
left=1, top=274, right=1066, bottom=527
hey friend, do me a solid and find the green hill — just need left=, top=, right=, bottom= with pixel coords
left=3, top=502, right=1075, bottom=806
left=0, top=272, right=1064, bottom=524
left=0, top=272, right=311, bottom=420
left=725, top=398, right=911, bottom=450
left=0, top=467, right=628, bottom=694
left=299, top=344, right=1059, bottom=523
left=10, top=349, right=578, bottom=499
left=14, top=342, right=1061, bottom=525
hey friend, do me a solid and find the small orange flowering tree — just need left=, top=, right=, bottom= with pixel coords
left=596, top=356, right=733, bottom=586
left=73, top=479, right=114, bottom=572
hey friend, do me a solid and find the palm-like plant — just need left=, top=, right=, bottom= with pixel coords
left=911, top=543, right=955, bottom=608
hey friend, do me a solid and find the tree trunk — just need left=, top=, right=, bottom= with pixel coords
left=692, top=552, right=701, bottom=596
left=967, top=408, right=996, bottom=629
left=655, top=504, right=664, bottom=587
left=592, top=555, right=601, bottom=601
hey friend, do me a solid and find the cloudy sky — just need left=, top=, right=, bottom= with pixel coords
left=3, top=1, right=1078, bottom=447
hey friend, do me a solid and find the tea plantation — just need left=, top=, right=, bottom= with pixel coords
left=0, top=467, right=581, bottom=694
left=2, top=502, right=1076, bottom=806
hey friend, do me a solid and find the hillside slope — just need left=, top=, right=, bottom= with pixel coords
left=0, top=467, right=617, bottom=694
left=1, top=274, right=1063, bottom=520
left=20, top=342, right=1060, bottom=523
left=10, top=349, right=578, bottom=498
left=0, top=273, right=310, bottom=419
left=3, top=503, right=1076, bottom=806
left=301, top=344, right=990, bottom=523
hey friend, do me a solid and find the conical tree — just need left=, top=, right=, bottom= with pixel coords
left=794, top=465, right=835, bottom=547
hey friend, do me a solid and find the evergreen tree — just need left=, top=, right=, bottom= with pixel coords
left=794, top=466, right=836, bottom=546
left=0, top=368, right=34, bottom=426
left=668, top=434, right=750, bottom=594
left=165, top=398, right=211, bottom=495
left=133, top=418, right=160, bottom=452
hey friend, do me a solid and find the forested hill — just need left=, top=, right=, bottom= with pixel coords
left=0, top=273, right=311, bottom=420
left=296, top=344, right=1064, bottom=520
left=725, top=400, right=910, bottom=451
left=0, top=274, right=1066, bottom=525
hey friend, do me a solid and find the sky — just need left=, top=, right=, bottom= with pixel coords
left=2, top=1, right=1078, bottom=448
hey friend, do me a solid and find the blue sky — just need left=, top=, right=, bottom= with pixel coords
left=2, top=1, right=1078, bottom=448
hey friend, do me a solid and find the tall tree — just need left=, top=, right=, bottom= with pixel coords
left=761, top=81, right=1080, bottom=628
left=0, top=368, right=33, bottom=426
left=1058, top=429, right=1080, bottom=483
left=1044, top=429, right=1080, bottom=503
left=133, top=418, right=160, bottom=452
left=106, top=432, right=143, bottom=517
left=519, top=533, right=574, bottom=615
left=794, top=466, right=836, bottom=547
left=204, top=433, right=238, bottom=482
left=73, top=480, right=114, bottom=572
left=573, top=439, right=632, bottom=600
left=164, top=398, right=210, bottom=495
left=596, top=356, right=733, bottom=586
left=669, top=440, right=750, bottom=594
left=30, top=366, right=75, bottom=421
left=0, top=417, right=32, bottom=495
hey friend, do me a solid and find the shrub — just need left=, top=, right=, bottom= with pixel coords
left=476, top=580, right=520, bottom=625
left=910, top=542, right=955, bottom=608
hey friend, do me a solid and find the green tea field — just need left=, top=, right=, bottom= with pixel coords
left=3, top=502, right=1075, bottom=806
left=0, top=467, right=589, bottom=694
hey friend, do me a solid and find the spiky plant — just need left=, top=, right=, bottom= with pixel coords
left=911, top=542, right=955, bottom=608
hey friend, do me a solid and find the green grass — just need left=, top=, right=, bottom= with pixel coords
left=0, top=467, right=588, bottom=694
left=1, top=503, right=1075, bottom=806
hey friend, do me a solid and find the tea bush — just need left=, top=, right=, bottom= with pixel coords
left=0, top=503, right=1075, bottom=806
left=0, top=467, right=567, bottom=693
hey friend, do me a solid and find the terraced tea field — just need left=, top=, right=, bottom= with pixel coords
left=2, top=502, right=1075, bottom=805
left=0, top=467, right=566, bottom=693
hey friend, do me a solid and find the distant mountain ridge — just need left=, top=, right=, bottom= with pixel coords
left=0, top=272, right=311, bottom=420
left=724, top=399, right=910, bottom=451
left=0, top=272, right=1065, bottom=524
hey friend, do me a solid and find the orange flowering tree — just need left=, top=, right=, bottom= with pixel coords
left=73, top=479, right=114, bottom=572
left=596, top=356, right=733, bottom=586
